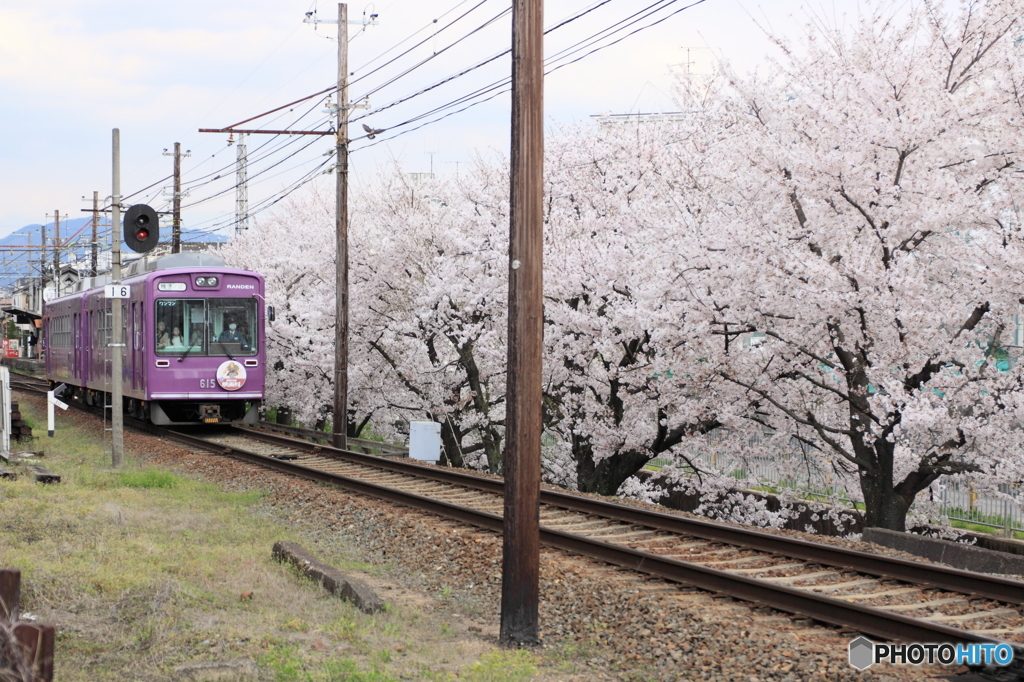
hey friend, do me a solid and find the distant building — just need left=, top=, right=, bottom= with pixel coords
left=591, top=112, right=690, bottom=127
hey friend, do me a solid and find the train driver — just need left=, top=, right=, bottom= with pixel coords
left=218, top=318, right=250, bottom=351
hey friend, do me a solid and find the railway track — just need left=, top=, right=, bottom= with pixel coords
left=9, top=373, right=49, bottom=394
left=13, top=371, right=1024, bottom=675
left=158, top=425, right=1024, bottom=672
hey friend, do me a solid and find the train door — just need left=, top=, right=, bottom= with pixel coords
left=72, top=312, right=81, bottom=384
left=132, top=302, right=143, bottom=391
left=89, top=309, right=97, bottom=386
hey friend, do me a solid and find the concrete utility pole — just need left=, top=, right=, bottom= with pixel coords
left=52, top=210, right=59, bottom=297
left=163, top=143, right=187, bottom=252
left=111, top=129, right=124, bottom=468
left=333, top=2, right=350, bottom=451
left=235, top=134, right=248, bottom=236
left=500, top=0, right=544, bottom=647
left=91, top=192, right=99, bottom=277
left=39, top=221, right=46, bottom=304
left=28, top=234, right=35, bottom=317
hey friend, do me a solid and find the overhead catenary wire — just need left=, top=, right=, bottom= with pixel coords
left=144, top=0, right=708, bottom=237
left=348, top=0, right=706, bottom=148
left=153, top=1, right=520, bottom=227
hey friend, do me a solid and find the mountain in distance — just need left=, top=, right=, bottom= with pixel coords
left=0, top=218, right=229, bottom=289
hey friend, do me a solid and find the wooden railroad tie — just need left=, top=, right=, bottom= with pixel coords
left=9, top=402, right=33, bottom=441
left=24, top=466, right=60, bottom=484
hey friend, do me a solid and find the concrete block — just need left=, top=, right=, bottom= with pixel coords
left=863, top=527, right=1024, bottom=575
left=272, top=541, right=384, bottom=613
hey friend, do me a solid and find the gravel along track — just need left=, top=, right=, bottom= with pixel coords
left=163, top=427, right=1021, bottom=680
left=197, top=431, right=1024, bottom=641
left=13, top=390, right=1009, bottom=680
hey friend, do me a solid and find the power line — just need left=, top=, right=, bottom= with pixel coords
left=176, top=0, right=708, bottom=234
left=349, top=0, right=705, bottom=148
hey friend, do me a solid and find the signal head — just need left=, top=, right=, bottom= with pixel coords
left=123, top=204, right=159, bottom=253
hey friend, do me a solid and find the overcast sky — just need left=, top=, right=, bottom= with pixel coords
left=0, top=0, right=859, bottom=241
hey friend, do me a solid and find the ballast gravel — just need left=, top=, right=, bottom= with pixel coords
left=23, top=394, right=969, bottom=681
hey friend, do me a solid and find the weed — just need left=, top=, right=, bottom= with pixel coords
left=281, top=618, right=310, bottom=633
left=118, top=468, right=179, bottom=489
left=461, top=649, right=537, bottom=682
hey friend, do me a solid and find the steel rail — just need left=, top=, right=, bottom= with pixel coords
left=255, top=421, right=408, bottom=455
left=234, top=426, right=1024, bottom=605
left=165, top=426, right=1024, bottom=653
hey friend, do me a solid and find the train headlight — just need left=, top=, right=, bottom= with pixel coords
left=195, top=276, right=219, bottom=288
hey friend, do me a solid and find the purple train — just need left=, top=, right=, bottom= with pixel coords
left=43, top=253, right=270, bottom=425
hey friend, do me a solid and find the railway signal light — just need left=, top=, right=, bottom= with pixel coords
left=123, top=204, right=159, bottom=253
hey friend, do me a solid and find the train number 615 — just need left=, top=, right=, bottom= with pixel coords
left=199, top=379, right=217, bottom=388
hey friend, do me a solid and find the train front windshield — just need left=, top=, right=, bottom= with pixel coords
left=155, top=298, right=258, bottom=357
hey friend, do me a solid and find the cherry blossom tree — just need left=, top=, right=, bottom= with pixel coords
left=222, top=183, right=377, bottom=434
left=351, top=162, right=511, bottom=471
left=540, top=124, right=722, bottom=494
left=224, top=0, right=1024, bottom=534
left=661, top=0, right=1024, bottom=531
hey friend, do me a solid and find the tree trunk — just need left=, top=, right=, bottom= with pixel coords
left=859, top=472, right=911, bottom=531
left=574, top=437, right=652, bottom=496
left=438, top=418, right=465, bottom=468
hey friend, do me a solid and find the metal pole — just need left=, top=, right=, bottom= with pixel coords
left=332, top=2, right=349, bottom=450
left=111, top=128, right=124, bottom=468
left=91, top=191, right=99, bottom=277
left=500, top=0, right=543, bottom=647
left=172, top=142, right=182, bottom=253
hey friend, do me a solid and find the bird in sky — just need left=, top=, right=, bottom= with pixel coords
left=362, top=123, right=386, bottom=140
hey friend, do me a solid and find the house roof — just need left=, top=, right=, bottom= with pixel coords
left=2, top=306, right=41, bottom=324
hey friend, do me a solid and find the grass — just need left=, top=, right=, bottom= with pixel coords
left=118, top=467, right=179, bottom=489
left=0, top=399, right=564, bottom=681
left=943, top=509, right=1024, bottom=539
left=461, top=650, right=538, bottom=682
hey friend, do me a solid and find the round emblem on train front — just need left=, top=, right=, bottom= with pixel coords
left=216, top=360, right=247, bottom=391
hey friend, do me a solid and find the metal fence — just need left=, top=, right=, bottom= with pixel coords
left=649, top=430, right=1023, bottom=538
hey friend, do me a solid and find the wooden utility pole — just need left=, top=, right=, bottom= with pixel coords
left=500, top=0, right=544, bottom=647
left=333, top=2, right=350, bottom=451
left=91, top=191, right=99, bottom=277
left=111, top=129, right=124, bottom=468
